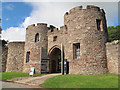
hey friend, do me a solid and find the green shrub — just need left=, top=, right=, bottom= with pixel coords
left=108, top=25, right=120, bottom=42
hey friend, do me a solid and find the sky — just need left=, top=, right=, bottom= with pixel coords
left=1, top=0, right=119, bottom=42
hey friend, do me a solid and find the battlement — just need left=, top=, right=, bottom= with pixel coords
left=65, top=5, right=105, bottom=15
left=48, top=25, right=59, bottom=33
left=26, top=23, right=47, bottom=30
left=48, top=25, right=68, bottom=35
left=37, top=23, right=47, bottom=26
left=87, top=5, right=100, bottom=11
left=69, top=6, right=83, bottom=14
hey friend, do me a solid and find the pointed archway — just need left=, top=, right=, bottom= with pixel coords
left=49, top=48, right=61, bottom=73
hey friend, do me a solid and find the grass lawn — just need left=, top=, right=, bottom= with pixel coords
left=42, top=74, right=118, bottom=88
left=0, top=72, right=41, bottom=80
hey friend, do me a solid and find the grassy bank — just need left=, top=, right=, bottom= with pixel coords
left=0, top=72, right=41, bottom=80
left=42, top=74, right=118, bottom=88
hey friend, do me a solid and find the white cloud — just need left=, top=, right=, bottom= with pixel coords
left=2, top=2, right=118, bottom=42
left=20, top=2, right=86, bottom=28
left=5, top=4, right=14, bottom=10
left=21, top=2, right=118, bottom=28
left=1, top=27, right=26, bottom=42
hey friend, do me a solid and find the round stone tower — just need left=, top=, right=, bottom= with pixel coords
left=23, top=23, right=48, bottom=73
left=64, top=5, right=108, bottom=75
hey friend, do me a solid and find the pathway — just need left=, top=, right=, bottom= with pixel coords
left=1, top=81, right=40, bottom=88
left=7, top=73, right=61, bottom=88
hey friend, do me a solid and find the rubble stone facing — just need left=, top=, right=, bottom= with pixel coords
left=23, top=23, right=48, bottom=73
left=106, top=40, right=120, bottom=74
left=5, top=5, right=119, bottom=75
left=1, top=46, right=8, bottom=72
left=48, top=5, right=109, bottom=75
left=6, top=42, right=25, bottom=72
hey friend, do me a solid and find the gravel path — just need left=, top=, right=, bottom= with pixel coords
left=1, top=81, right=41, bottom=88
left=8, top=76, right=33, bottom=82
left=6, top=73, right=61, bottom=87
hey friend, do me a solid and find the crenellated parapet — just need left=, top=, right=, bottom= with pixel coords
left=26, top=23, right=48, bottom=30
left=6, top=5, right=110, bottom=75
left=64, top=5, right=107, bottom=31
left=65, top=5, right=105, bottom=15
left=37, top=23, right=47, bottom=26
left=69, top=6, right=83, bottom=14
left=87, top=5, right=100, bottom=11
left=48, top=26, right=59, bottom=35
left=26, top=24, right=35, bottom=30
left=48, top=25, right=68, bottom=35
left=64, top=5, right=106, bottom=24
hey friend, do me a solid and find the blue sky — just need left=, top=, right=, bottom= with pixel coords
left=2, top=2, right=32, bottom=30
left=1, top=1, right=119, bottom=42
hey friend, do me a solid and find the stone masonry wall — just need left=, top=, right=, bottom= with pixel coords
left=5, top=5, right=119, bottom=75
left=106, top=40, right=120, bottom=74
left=2, top=46, right=8, bottom=72
left=48, top=25, right=68, bottom=73
left=48, top=5, right=109, bottom=75
left=6, top=42, right=25, bottom=72
left=23, top=23, right=48, bottom=73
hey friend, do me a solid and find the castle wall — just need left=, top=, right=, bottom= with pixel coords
left=67, top=5, right=109, bottom=75
left=6, top=42, right=25, bottom=72
left=48, top=25, right=69, bottom=73
left=48, top=25, right=68, bottom=53
left=48, top=5, right=109, bottom=75
left=5, top=5, right=118, bottom=75
left=106, top=40, right=120, bottom=74
left=1, top=46, right=8, bottom=72
left=23, top=23, right=48, bottom=73
left=0, top=42, right=1, bottom=72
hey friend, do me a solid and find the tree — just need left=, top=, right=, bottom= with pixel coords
left=2, top=40, right=7, bottom=47
left=0, top=18, right=8, bottom=46
left=0, top=18, right=1, bottom=34
left=107, top=25, right=120, bottom=42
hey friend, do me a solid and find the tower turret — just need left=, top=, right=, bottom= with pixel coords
left=63, top=5, right=108, bottom=74
left=23, top=23, right=48, bottom=73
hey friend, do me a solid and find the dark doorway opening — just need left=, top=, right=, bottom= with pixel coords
left=49, top=48, right=61, bottom=73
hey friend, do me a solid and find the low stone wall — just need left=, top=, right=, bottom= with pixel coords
left=106, top=40, right=120, bottom=74
left=6, top=42, right=25, bottom=72
left=0, top=43, right=2, bottom=72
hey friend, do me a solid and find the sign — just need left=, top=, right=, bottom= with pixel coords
left=64, top=59, right=67, bottom=74
left=29, top=67, right=35, bottom=76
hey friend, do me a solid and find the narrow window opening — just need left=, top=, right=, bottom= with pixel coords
left=53, top=36, right=57, bottom=41
left=35, top=33, right=39, bottom=42
left=73, top=43, right=80, bottom=59
left=96, top=19, right=101, bottom=30
left=65, top=25, right=67, bottom=30
left=26, top=51, right=30, bottom=63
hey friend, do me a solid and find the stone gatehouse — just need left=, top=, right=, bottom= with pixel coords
left=5, top=5, right=120, bottom=75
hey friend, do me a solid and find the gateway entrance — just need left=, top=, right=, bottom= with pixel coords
left=49, top=48, right=61, bottom=73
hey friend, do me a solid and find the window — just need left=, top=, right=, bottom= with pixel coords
left=73, top=43, right=80, bottom=59
left=53, top=36, right=57, bottom=41
left=96, top=19, right=101, bottom=30
left=26, top=51, right=30, bottom=63
left=65, top=25, right=67, bottom=30
left=35, top=33, right=39, bottom=42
